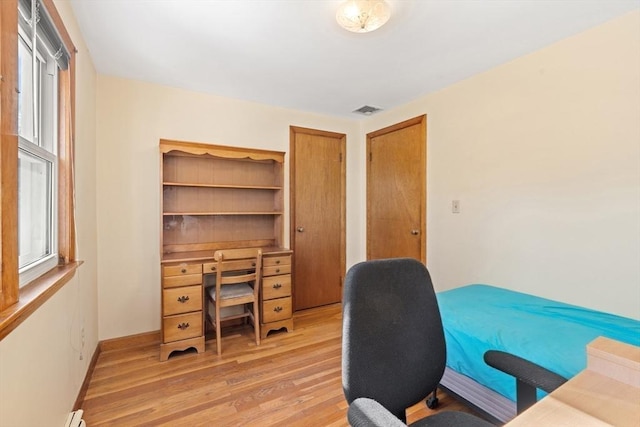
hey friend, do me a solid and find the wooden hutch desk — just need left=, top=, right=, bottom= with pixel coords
left=159, top=140, right=293, bottom=361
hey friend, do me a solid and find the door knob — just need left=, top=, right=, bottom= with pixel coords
left=297, top=227, right=305, bottom=232
left=411, top=229, right=419, bottom=235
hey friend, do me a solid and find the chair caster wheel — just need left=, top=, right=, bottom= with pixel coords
left=426, top=395, right=439, bottom=409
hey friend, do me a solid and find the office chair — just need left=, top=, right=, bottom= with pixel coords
left=484, top=350, right=568, bottom=414
left=342, top=258, right=494, bottom=426
left=206, top=248, right=262, bottom=356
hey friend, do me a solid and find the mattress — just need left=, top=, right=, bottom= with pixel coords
left=437, top=284, right=640, bottom=421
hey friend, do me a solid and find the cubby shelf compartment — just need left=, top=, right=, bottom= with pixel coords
left=160, top=139, right=285, bottom=255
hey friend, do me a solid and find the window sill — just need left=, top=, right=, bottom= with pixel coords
left=0, top=261, right=83, bottom=341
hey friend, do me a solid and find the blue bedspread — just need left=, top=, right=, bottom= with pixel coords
left=437, top=284, right=640, bottom=402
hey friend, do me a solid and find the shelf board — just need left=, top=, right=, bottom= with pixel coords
left=163, top=182, right=281, bottom=190
left=163, top=212, right=283, bottom=216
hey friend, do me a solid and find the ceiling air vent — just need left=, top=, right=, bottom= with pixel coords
left=353, top=105, right=383, bottom=116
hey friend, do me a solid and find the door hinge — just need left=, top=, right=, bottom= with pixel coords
left=369, top=152, right=372, bottom=162
left=339, top=152, right=343, bottom=162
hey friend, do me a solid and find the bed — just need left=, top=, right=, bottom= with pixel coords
left=436, top=284, right=640, bottom=423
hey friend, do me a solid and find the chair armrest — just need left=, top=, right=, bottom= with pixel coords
left=484, top=350, right=568, bottom=393
left=484, top=350, right=568, bottom=414
left=347, top=398, right=407, bottom=427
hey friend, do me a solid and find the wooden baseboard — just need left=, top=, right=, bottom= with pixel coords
left=74, top=331, right=161, bottom=409
left=74, top=345, right=100, bottom=410
left=99, top=330, right=160, bottom=352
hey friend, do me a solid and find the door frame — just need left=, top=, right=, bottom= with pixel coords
left=289, top=126, right=347, bottom=309
left=366, top=115, right=427, bottom=263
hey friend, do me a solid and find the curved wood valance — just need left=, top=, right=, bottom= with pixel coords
left=160, top=139, right=285, bottom=163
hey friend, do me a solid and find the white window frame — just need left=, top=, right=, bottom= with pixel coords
left=0, top=0, right=78, bottom=336
left=17, top=14, right=60, bottom=287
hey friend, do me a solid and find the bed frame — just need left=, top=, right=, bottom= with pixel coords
left=440, top=367, right=514, bottom=424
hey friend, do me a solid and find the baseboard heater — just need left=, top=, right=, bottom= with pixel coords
left=65, top=409, right=86, bottom=427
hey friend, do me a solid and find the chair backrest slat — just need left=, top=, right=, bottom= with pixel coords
left=214, top=248, right=262, bottom=290
left=219, top=272, right=257, bottom=285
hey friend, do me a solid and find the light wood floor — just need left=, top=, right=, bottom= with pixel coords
left=80, top=304, right=490, bottom=426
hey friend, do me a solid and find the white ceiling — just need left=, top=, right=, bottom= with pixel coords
left=69, top=0, right=639, bottom=119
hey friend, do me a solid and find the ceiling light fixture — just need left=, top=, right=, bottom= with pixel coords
left=336, top=0, right=391, bottom=33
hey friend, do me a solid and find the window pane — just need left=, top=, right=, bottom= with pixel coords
left=18, top=148, right=53, bottom=269
left=18, top=37, right=34, bottom=143
left=40, top=58, right=58, bottom=154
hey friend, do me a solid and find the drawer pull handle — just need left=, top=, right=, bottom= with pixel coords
left=210, top=266, right=216, bottom=271
left=273, top=306, right=283, bottom=313
left=181, top=268, right=187, bottom=274
left=177, top=296, right=190, bottom=303
left=275, top=260, right=281, bottom=264
left=252, top=262, right=256, bottom=267
left=177, top=322, right=190, bottom=330
left=275, top=268, right=280, bottom=273
left=272, top=283, right=282, bottom=289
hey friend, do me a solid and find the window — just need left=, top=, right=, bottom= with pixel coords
left=0, top=0, right=77, bottom=331
left=17, top=4, right=61, bottom=286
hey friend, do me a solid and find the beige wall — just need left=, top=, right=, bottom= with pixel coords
left=1, top=7, right=637, bottom=425
left=95, top=78, right=361, bottom=339
left=365, top=10, right=640, bottom=319
left=0, top=1, right=99, bottom=426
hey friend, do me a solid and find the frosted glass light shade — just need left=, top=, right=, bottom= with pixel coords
left=336, top=0, right=391, bottom=33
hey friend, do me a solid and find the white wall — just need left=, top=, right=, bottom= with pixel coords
left=365, top=10, right=640, bottom=319
left=0, top=1, right=99, bottom=426
left=95, top=78, right=362, bottom=340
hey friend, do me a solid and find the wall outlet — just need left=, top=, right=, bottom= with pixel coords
left=452, top=200, right=461, bottom=214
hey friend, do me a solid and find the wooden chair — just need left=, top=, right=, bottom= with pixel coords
left=206, top=248, right=262, bottom=356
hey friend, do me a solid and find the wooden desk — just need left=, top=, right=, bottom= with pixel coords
left=507, top=337, right=640, bottom=427
left=160, top=247, right=293, bottom=361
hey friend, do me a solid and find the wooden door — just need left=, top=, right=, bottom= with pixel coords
left=290, top=126, right=346, bottom=311
left=367, top=115, right=426, bottom=262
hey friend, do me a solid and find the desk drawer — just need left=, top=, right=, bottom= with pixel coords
left=263, top=264, right=291, bottom=277
left=163, top=264, right=203, bottom=288
left=263, top=255, right=291, bottom=268
left=163, top=273, right=202, bottom=288
left=163, top=312, right=202, bottom=343
left=203, top=259, right=258, bottom=274
left=262, top=275, right=291, bottom=300
left=163, top=285, right=202, bottom=316
left=164, top=264, right=202, bottom=276
left=262, top=296, right=292, bottom=323
left=202, top=262, right=218, bottom=274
